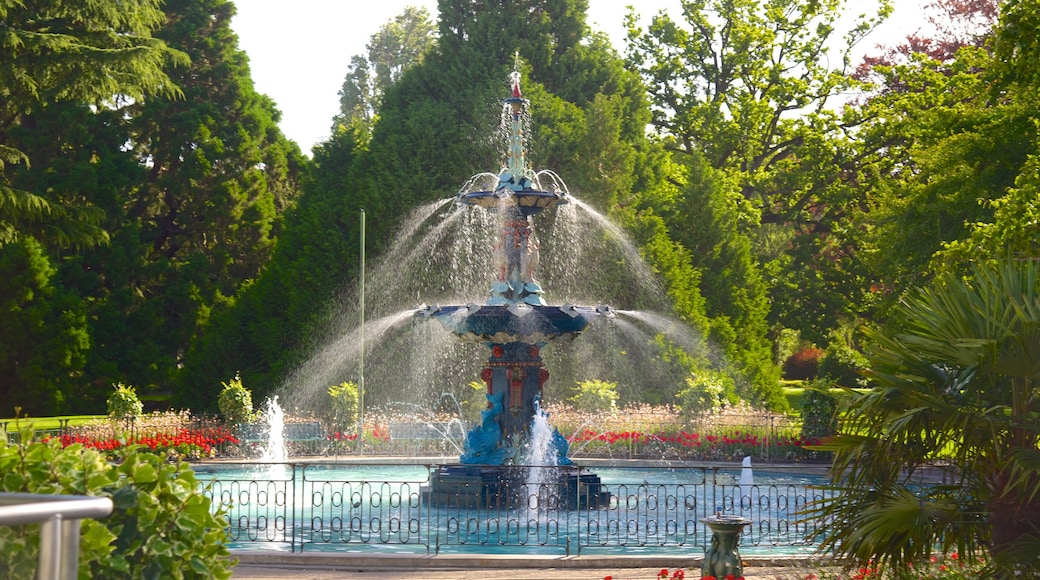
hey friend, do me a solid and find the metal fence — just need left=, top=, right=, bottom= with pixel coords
left=199, top=463, right=833, bottom=555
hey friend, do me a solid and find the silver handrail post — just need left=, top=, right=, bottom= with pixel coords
left=0, top=493, right=113, bottom=580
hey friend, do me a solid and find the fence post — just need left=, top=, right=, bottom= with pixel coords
left=767, top=416, right=773, bottom=463
left=290, top=464, right=298, bottom=553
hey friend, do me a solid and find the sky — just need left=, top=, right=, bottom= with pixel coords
left=230, top=1, right=929, bottom=154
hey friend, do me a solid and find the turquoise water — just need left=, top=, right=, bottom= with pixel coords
left=197, top=463, right=831, bottom=555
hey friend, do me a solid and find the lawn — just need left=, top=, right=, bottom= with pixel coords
left=1, top=415, right=105, bottom=433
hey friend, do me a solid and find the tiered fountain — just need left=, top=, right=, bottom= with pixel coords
left=417, top=69, right=610, bottom=509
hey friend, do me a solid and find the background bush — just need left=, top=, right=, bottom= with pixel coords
left=677, top=369, right=732, bottom=417
left=107, top=383, right=144, bottom=419
left=217, top=373, right=254, bottom=424
left=327, top=381, right=359, bottom=429
left=818, top=341, right=868, bottom=388
left=799, top=378, right=838, bottom=440
left=569, top=379, right=619, bottom=414
left=782, top=347, right=823, bottom=381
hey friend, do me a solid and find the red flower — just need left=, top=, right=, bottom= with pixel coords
left=659, top=569, right=669, bottom=579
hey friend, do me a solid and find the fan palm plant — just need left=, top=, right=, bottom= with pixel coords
left=812, top=259, right=1040, bottom=577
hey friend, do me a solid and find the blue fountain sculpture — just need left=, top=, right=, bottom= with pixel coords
left=417, top=70, right=611, bottom=508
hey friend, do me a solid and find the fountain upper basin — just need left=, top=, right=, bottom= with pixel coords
left=415, top=304, right=612, bottom=344
left=457, top=188, right=567, bottom=217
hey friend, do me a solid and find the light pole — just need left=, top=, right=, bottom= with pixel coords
left=358, top=209, right=365, bottom=451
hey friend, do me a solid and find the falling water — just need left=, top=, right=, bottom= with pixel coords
left=278, top=177, right=732, bottom=426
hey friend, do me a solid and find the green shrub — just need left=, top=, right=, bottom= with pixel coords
left=107, top=383, right=144, bottom=419
left=328, top=381, right=359, bottom=428
left=799, top=378, right=838, bottom=440
left=677, top=369, right=732, bottom=417
left=569, top=379, right=619, bottom=414
left=0, top=425, right=234, bottom=579
left=461, top=381, right=489, bottom=423
left=217, top=373, right=253, bottom=424
left=818, top=340, right=868, bottom=388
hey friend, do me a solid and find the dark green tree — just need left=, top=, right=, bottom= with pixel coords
left=0, top=238, right=89, bottom=415
left=0, top=0, right=186, bottom=413
left=76, top=0, right=306, bottom=401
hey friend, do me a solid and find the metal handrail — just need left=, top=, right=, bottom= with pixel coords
left=0, top=492, right=114, bottom=580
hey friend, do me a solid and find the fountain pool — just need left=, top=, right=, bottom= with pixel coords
left=197, top=462, right=832, bottom=555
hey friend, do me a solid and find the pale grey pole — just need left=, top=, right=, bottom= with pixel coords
left=358, top=209, right=365, bottom=451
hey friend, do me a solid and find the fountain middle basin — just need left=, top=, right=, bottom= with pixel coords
left=415, top=304, right=610, bottom=344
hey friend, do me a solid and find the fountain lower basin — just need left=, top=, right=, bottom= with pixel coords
left=423, top=464, right=608, bottom=510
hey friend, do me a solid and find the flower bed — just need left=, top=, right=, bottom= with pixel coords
left=56, top=411, right=238, bottom=460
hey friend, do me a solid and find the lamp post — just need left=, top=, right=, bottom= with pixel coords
left=358, top=209, right=366, bottom=451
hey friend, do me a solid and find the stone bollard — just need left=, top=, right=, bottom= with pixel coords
left=701, top=515, right=751, bottom=579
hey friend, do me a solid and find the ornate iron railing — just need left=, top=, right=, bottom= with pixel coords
left=199, top=464, right=833, bottom=555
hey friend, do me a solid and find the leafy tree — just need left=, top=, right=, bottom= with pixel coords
left=620, top=0, right=892, bottom=407
left=815, top=260, right=1040, bottom=576
left=928, top=0, right=1040, bottom=273
left=335, top=6, right=436, bottom=132
left=0, top=0, right=186, bottom=251
left=847, top=0, right=1017, bottom=313
left=81, top=0, right=305, bottom=400
left=624, top=0, right=890, bottom=230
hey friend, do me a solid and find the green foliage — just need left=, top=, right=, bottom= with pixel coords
left=107, top=383, right=144, bottom=419
left=0, top=0, right=187, bottom=251
left=462, top=381, right=490, bottom=424
left=814, top=259, right=1040, bottom=575
left=217, top=373, right=253, bottom=424
left=569, top=379, right=619, bottom=414
left=335, top=6, right=436, bottom=132
left=0, top=426, right=233, bottom=579
left=0, top=238, right=89, bottom=415
left=677, top=369, right=733, bottom=417
left=798, top=379, right=838, bottom=440
left=818, top=336, right=869, bottom=388
left=327, top=381, right=359, bottom=429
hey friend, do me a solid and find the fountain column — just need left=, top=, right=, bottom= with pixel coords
left=418, top=67, right=608, bottom=509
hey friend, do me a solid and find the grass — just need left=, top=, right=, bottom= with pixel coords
left=1, top=415, right=105, bottom=432
left=782, top=382, right=870, bottom=419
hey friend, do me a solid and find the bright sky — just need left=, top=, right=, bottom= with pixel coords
left=231, top=1, right=928, bottom=154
